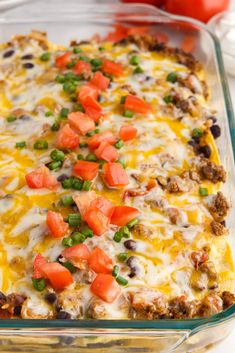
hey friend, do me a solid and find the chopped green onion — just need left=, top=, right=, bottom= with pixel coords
left=116, top=276, right=128, bottom=286
left=60, top=107, right=69, bottom=119
left=72, top=178, right=83, bottom=191
left=99, top=160, right=106, bottom=169
left=45, top=111, right=53, bottom=117
left=133, top=66, right=144, bottom=74
left=129, top=55, right=140, bottom=66
left=74, top=103, right=84, bottom=112
left=199, top=187, right=208, bottom=197
left=32, top=278, right=46, bottom=292
left=99, top=47, right=105, bottom=52
left=120, top=226, right=130, bottom=238
left=67, top=213, right=81, bottom=227
left=51, top=121, right=60, bottom=131
left=77, top=154, right=84, bottom=160
left=66, top=61, right=76, bottom=69
left=86, top=130, right=96, bottom=137
left=15, top=141, right=26, bottom=148
left=48, top=160, right=62, bottom=171
left=33, top=140, right=48, bottom=150
left=78, top=56, right=90, bottom=62
left=71, top=232, right=86, bottom=244
left=90, top=58, right=102, bottom=67
left=64, top=72, right=79, bottom=81
left=73, top=47, right=82, bottom=54
left=94, top=128, right=100, bottom=133
left=192, top=128, right=204, bottom=138
left=79, top=142, right=88, bottom=148
left=86, top=153, right=97, bottom=162
left=113, top=231, right=122, bottom=243
left=112, top=265, right=119, bottom=278
left=118, top=253, right=128, bottom=262
left=120, top=96, right=126, bottom=104
left=123, top=110, right=134, bottom=118
left=167, top=72, right=178, bottom=83
left=7, top=115, right=16, bottom=122
left=82, top=180, right=92, bottom=191
left=56, top=75, right=65, bottom=84
left=115, top=139, right=124, bottom=149
left=40, top=52, right=51, bottom=61
left=62, top=237, right=74, bottom=247
left=61, top=195, right=74, bottom=206
left=127, top=218, right=139, bottom=229
left=50, top=149, right=65, bottom=162
left=81, top=226, right=93, bottom=238
left=61, top=261, right=76, bottom=273
left=61, top=178, right=74, bottom=189
left=163, top=95, right=173, bottom=104
left=63, top=81, right=76, bottom=94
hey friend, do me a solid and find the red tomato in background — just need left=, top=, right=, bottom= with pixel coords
left=165, top=0, right=230, bottom=23
left=122, top=0, right=164, bottom=5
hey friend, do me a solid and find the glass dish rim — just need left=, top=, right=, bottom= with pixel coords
left=1, top=2, right=235, bottom=333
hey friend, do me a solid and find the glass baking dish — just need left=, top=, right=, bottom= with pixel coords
left=0, top=1, right=235, bottom=352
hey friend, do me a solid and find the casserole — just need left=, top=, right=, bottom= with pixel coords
left=0, top=1, right=235, bottom=352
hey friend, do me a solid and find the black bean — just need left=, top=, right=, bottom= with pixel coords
left=188, top=139, right=198, bottom=147
left=19, top=114, right=31, bottom=121
left=208, top=116, right=217, bottom=124
left=192, top=136, right=200, bottom=143
left=21, top=54, right=34, bottom=60
left=126, top=256, right=138, bottom=268
left=128, top=267, right=139, bottom=278
left=210, top=124, right=221, bottom=139
left=3, top=49, right=14, bottom=58
left=56, top=255, right=63, bottom=262
left=44, top=292, right=57, bottom=304
left=13, top=306, right=22, bottom=316
left=57, top=174, right=69, bottom=182
left=23, top=62, right=34, bottom=69
left=124, top=240, right=137, bottom=251
left=197, top=145, right=211, bottom=158
left=56, top=311, right=71, bottom=319
left=0, top=291, right=6, bottom=302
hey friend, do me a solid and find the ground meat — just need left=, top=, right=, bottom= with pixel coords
left=207, top=192, right=229, bottom=222
left=86, top=298, right=107, bottom=319
left=129, top=289, right=168, bottom=319
left=169, top=297, right=199, bottom=319
left=166, top=175, right=190, bottom=193
left=198, top=293, right=223, bottom=317
left=166, top=207, right=186, bottom=226
left=148, top=196, right=168, bottom=211
left=21, top=298, right=53, bottom=319
left=198, top=158, right=226, bottom=183
left=57, top=289, right=84, bottom=319
left=221, top=291, right=235, bottom=309
left=181, top=170, right=200, bottom=184
left=176, top=96, right=198, bottom=116
left=191, top=250, right=209, bottom=270
left=210, top=220, right=228, bottom=236
left=131, top=223, right=153, bottom=239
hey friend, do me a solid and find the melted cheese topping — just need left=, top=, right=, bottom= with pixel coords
left=0, top=33, right=234, bottom=319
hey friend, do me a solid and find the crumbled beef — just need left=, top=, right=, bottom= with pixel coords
left=148, top=197, right=168, bottom=211
left=198, top=158, right=226, bottom=183
left=221, top=291, right=235, bottom=309
left=210, top=220, right=228, bottom=236
left=198, top=293, right=223, bottom=317
left=57, top=289, right=83, bottom=319
left=176, top=96, right=198, bottom=115
left=86, top=298, right=106, bottom=319
left=167, top=207, right=186, bottom=226
left=169, top=297, right=199, bottom=319
left=131, top=223, right=153, bottom=239
left=191, top=250, right=209, bottom=270
left=207, top=192, right=229, bottom=222
left=166, top=175, right=190, bottom=193
left=181, top=170, right=200, bottom=183
left=129, top=289, right=168, bottom=319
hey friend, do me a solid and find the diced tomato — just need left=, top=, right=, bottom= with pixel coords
left=154, top=31, right=169, bottom=44
left=103, top=162, right=129, bottom=188
left=95, top=141, right=119, bottom=162
left=25, top=166, right=59, bottom=190
left=68, top=112, right=95, bottom=136
left=101, top=59, right=123, bottom=77
left=55, top=52, right=72, bottom=69
left=119, top=125, right=137, bottom=141
left=73, top=191, right=97, bottom=218
left=90, top=197, right=114, bottom=219
left=90, top=274, right=121, bottom=303
left=111, top=206, right=140, bottom=227
left=73, top=60, right=91, bottom=76
left=84, top=97, right=102, bottom=122
left=72, top=160, right=99, bottom=181
left=56, top=124, right=79, bottom=150
left=78, top=84, right=99, bottom=105
left=181, top=36, right=196, bottom=53
left=88, top=247, right=113, bottom=274
left=84, top=208, right=109, bottom=236
left=61, top=244, right=90, bottom=269
left=39, top=262, right=74, bottom=291
left=33, top=254, right=47, bottom=279
left=90, top=71, right=110, bottom=91
left=124, top=94, right=152, bottom=114
left=87, top=131, right=116, bottom=150
left=46, top=210, right=69, bottom=238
